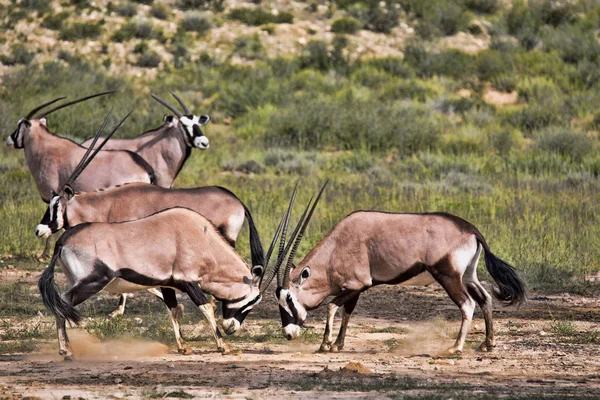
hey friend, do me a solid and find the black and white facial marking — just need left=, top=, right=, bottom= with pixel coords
left=221, top=292, right=262, bottom=335
left=6, top=118, right=30, bottom=148
left=178, top=114, right=210, bottom=150
left=277, top=286, right=307, bottom=340
left=35, top=193, right=65, bottom=237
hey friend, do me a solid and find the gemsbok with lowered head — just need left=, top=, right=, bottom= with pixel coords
left=274, top=204, right=527, bottom=355
left=35, top=181, right=264, bottom=323
left=82, top=91, right=210, bottom=187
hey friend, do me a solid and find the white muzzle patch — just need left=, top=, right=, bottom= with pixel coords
left=284, top=324, right=301, bottom=340
left=35, top=224, right=52, bottom=238
left=222, top=318, right=240, bottom=335
left=193, top=135, right=209, bottom=149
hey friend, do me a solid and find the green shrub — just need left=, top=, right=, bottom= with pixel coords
left=20, top=0, right=51, bottom=13
left=464, top=0, right=500, bottom=14
left=508, top=105, right=561, bottom=133
left=351, top=66, right=390, bottom=88
left=532, top=0, right=578, bottom=26
left=404, top=45, right=476, bottom=79
left=136, top=51, right=161, bottom=68
left=542, top=24, right=600, bottom=64
left=116, top=1, right=138, bottom=17
left=491, top=74, right=517, bottom=92
left=477, top=50, right=513, bottom=81
left=181, top=11, right=212, bottom=33
left=59, top=22, right=103, bottom=41
left=150, top=3, right=170, bottom=19
left=41, top=11, right=70, bottom=30
left=331, top=16, right=363, bottom=34
left=233, top=34, right=265, bottom=60
left=404, top=0, right=470, bottom=38
left=300, top=40, right=331, bottom=71
left=345, top=1, right=399, bottom=34
left=362, top=57, right=414, bottom=78
left=228, top=7, right=293, bottom=26
left=0, top=44, right=35, bottom=65
left=179, top=0, right=208, bottom=9
left=381, top=79, right=436, bottom=102
left=112, top=20, right=157, bottom=42
left=536, top=127, right=594, bottom=161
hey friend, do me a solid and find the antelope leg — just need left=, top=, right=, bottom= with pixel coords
left=198, top=303, right=230, bottom=354
left=319, top=303, right=339, bottom=352
left=161, top=288, right=190, bottom=354
left=107, top=294, right=128, bottom=319
left=332, top=293, right=360, bottom=352
left=56, top=315, right=74, bottom=361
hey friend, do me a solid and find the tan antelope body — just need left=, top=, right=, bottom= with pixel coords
left=5, top=94, right=156, bottom=203
left=39, top=207, right=266, bottom=360
left=81, top=92, right=210, bottom=187
left=35, top=182, right=261, bottom=320
left=275, top=210, right=527, bottom=355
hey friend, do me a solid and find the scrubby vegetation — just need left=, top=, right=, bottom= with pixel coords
left=0, top=0, right=599, bottom=292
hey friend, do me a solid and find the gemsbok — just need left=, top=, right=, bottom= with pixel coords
left=37, top=181, right=298, bottom=360
left=274, top=205, right=527, bottom=355
left=35, top=182, right=264, bottom=321
left=82, top=91, right=210, bottom=187
left=5, top=92, right=157, bottom=202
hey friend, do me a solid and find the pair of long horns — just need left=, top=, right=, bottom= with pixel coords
left=259, top=180, right=328, bottom=294
left=61, top=110, right=132, bottom=191
left=151, top=91, right=191, bottom=118
left=25, top=91, right=115, bottom=120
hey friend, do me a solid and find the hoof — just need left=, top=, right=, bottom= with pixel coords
left=477, top=342, right=494, bottom=352
left=438, top=348, right=462, bottom=357
left=318, top=343, right=331, bottom=353
left=178, top=346, right=193, bottom=355
left=64, top=355, right=76, bottom=362
left=331, top=344, right=344, bottom=352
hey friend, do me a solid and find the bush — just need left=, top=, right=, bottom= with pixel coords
left=381, top=79, right=436, bottom=102
left=491, top=74, right=517, bottom=92
left=59, top=22, right=103, bottom=41
left=404, top=45, right=476, bottom=79
left=541, top=24, right=600, bottom=64
left=536, top=127, right=594, bottom=160
left=351, top=66, right=390, bottom=88
left=362, top=57, right=414, bottom=78
left=464, top=0, right=500, bottom=14
left=233, top=34, right=265, bottom=60
left=150, top=3, right=170, bottom=19
left=181, top=11, right=212, bottom=33
left=404, top=0, right=470, bottom=38
left=508, top=105, right=560, bottom=133
left=20, top=0, right=51, bottom=13
left=477, top=50, right=513, bottom=81
left=115, top=2, right=138, bottom=17
left=532, top=0, right=578, bottom=26
left=136, top=51, right=161, bottom=68
left=41, top=12, right=70, bottom=30
left=112, top=20, right=157, bottom=42
left=179, top=0, right=208, bottom=9
left=228, top=7, right=293, bottom=25
left=0, top=44, right=35, bottom=66
left=300, top=40, right=331, bottom=71
left=331, top=16, right=363, bottom=34
left=346, top=2, right=399, bottom=34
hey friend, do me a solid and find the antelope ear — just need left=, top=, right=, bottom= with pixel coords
left=64, top=185, right=75, bottom=199
left=163, top=114, right=174, bottom=123
left=39, top=117, right=48, bottom=127
left=251, top=265, right=264, bottom=286
left=198, top=114, right=211, bottom=126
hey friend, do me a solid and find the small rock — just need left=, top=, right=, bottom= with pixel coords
left=114, top=378, right=122, bottom=384
left=555, top=352, right=566, bottom=357
left=539, top=331, right=548, bottom=336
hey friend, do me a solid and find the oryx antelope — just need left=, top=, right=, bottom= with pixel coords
left=35, top=182, right=264, bottom=321
left=274, top=206, right=527, bottom=355
left=5, top=92, right=157, bottom=203
left=82, top=91, right=210, bottom=187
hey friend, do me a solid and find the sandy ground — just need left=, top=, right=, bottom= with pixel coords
left=0, top=268, right=599, bottom=399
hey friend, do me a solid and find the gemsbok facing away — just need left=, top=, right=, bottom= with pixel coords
left=82, top=91, right=210, bottom=187
left=35, top=182, right=263, bottom=322
left=274, top=204, right=527, bottom=355
left=5, top=92, right=157, bottom=202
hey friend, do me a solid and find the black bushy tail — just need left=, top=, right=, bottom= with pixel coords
left=243, top=205, right=265, bottom=268
left=38, top=248, right=81, bottom=324
left=473, top=231, right=527, bottom=306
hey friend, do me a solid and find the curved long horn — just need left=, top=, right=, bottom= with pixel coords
left=260, top=199, right=311, bottom=294
left=25, top=96, right=67, bottom=119
left=35, top=91, right=115, bottom=118
left=276, top=181, right=299, bottom=287
left=170, top=91, right=191, bottom=115
left=63, top=111, right=132, bottom=189
left=151, top=94, right=182, bottom=118
left=61, top=110, right=113, bottom=190
left=282, top=180, right=328, bottom=289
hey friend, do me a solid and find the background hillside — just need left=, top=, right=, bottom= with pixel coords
left=1, top=0, right=600, bottom=291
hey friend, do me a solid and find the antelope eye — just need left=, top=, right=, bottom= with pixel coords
left=301, top=267, right=310, bottom=280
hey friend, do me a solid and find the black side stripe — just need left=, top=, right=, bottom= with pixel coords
left=124, top=150, right=157, bottom=185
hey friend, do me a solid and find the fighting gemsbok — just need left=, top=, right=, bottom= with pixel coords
left=35, top=182, right=263, bottom=321
left=38, top=184, right=297, bottom=359
left=5, top=92, right=157, bottom=202
left=273, top=203, right=527, bottom=355
left=82, top=91, right=210, bottom=187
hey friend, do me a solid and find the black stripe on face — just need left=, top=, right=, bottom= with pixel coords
left=286, top=294, right=303, bottom=326
left=192, top=124, right=203, bottom=138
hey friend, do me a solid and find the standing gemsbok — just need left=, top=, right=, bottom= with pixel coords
left=82, top=91, right=210, bottom=188
left=38, top=182, right=295, bottom=360
left=272, top=197, right=527, bottom=354
left=5, top=92, right=157, bottom=202
left=35, top=182, right=264, bottom=322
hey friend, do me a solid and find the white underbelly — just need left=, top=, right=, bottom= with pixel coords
left=104, top=278, right=155, bottom=294
left=399, top=271, right=436, bottom=286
